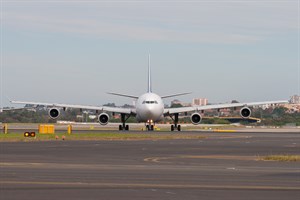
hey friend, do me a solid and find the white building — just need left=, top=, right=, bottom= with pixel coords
left=192, top=98, right=208, bottom=106
left=290, top=95, right=300, bottom=104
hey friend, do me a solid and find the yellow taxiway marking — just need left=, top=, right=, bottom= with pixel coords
left=1, top=181, right=299, bottom=191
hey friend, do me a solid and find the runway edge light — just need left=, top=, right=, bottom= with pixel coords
left=30, top=132, right=36, bottom=137
left=24, top=132, right=36, bottom=137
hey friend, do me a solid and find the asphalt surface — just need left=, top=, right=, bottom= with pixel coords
left=0, top=131, right=299, bottom=200
left=4, top=122, right=300, bottom=133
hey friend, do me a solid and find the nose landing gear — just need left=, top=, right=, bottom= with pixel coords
left=145, top=120, right=155, bottom=131
left=146, top=125, right=154, bottom=131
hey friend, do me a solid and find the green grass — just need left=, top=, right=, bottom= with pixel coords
left=262, top=155, right=300, bottom=162
left=0, top=132, right=206, bottom=142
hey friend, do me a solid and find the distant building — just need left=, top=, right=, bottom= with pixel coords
left=290, top=95, right=300, bottom=104
left=192, top=98, right=208, bottom=106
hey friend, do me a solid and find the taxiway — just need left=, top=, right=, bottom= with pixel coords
left=0, top=131, right=299, bottom=200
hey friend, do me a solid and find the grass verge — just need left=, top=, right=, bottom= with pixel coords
left=262, top=155, right=300, bottom=162
left=0, top=133, right=206, bottom=142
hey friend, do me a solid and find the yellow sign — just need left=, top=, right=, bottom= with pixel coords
left=39, top=125, right=55, bottom=134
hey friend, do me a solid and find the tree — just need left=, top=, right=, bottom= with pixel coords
left=170, top=103, right=183, bottom=108
left=103, top=103, right=116, bottom=107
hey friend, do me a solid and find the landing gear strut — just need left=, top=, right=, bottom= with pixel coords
left=119, top=113, right=131, bottom=131
left=170, top=113, right=181, bottom=131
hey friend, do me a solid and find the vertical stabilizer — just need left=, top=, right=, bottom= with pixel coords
left=148, top=54, right=152, bottom=93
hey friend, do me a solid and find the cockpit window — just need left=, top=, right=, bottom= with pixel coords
left=142, top=100, right=158, bottom=104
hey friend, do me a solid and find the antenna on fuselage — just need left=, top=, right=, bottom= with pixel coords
left=148, top=54, right=152, bottom=93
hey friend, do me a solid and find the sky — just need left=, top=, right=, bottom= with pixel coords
left=0, top=0, right=299, bottom=107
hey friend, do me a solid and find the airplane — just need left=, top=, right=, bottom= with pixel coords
left=8, top=55, right=288, bottom=131
left=0, top=107, right=30, bottom=112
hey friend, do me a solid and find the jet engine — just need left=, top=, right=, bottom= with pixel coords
left=98, top=113, right=109, bottom=125
left=240, top=107, right=251, bottom=118
left=190, top=113, right=202, bottom=125
left=48, top=108, right=60, bottom=119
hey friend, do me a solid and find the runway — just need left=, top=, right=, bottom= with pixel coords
left=0, top=131, right=299, bottom=200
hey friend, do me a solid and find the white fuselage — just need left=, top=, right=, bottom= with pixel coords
left=136, top=93, right=164, bottom=123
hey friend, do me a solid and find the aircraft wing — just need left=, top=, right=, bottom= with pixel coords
left=0, top=107, right=28, bottom=112
left=10, top=100, right=135, bottom=115
left=164, top=100, right=289, bottom=115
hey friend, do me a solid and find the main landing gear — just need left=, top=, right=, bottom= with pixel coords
left=170, top=113, right=181, bottom=131
left=119, top=113, right=130, bottom=131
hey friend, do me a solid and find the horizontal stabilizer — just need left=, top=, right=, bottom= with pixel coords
left=161, top=92, right=192, bottom=99
left=107, top=92, right=139, bottom=99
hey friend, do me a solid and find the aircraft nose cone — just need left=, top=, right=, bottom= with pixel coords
left=144, top=105, right=157, bottom=118
left=145, top=105, right=154, bottom=114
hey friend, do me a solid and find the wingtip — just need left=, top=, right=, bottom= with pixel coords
left=4, top=95, right=11, bottom=101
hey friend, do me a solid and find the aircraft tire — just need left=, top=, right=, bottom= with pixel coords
left=171, top=125, right=174, bottom=131
left=177, top=125, right=181, bottom=131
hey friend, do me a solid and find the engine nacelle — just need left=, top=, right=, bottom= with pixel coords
left=190, top=113, right=202, bottom=125
left=98, top=113, right=109, bottom=125
left=48, top=108, right=60, bottom=119
left=240, top=107, right=251, bottom=118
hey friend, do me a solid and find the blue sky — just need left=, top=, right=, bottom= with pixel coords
left=1, top=0, right=299, bottom=107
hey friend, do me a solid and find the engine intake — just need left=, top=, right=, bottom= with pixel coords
left=240, top=107, right=251, bottom=118
left=98, top=113, right=109, bottom=125
left=48, top=108, right=60, bottom=119
left=190, top=113, right=202, bottom=125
